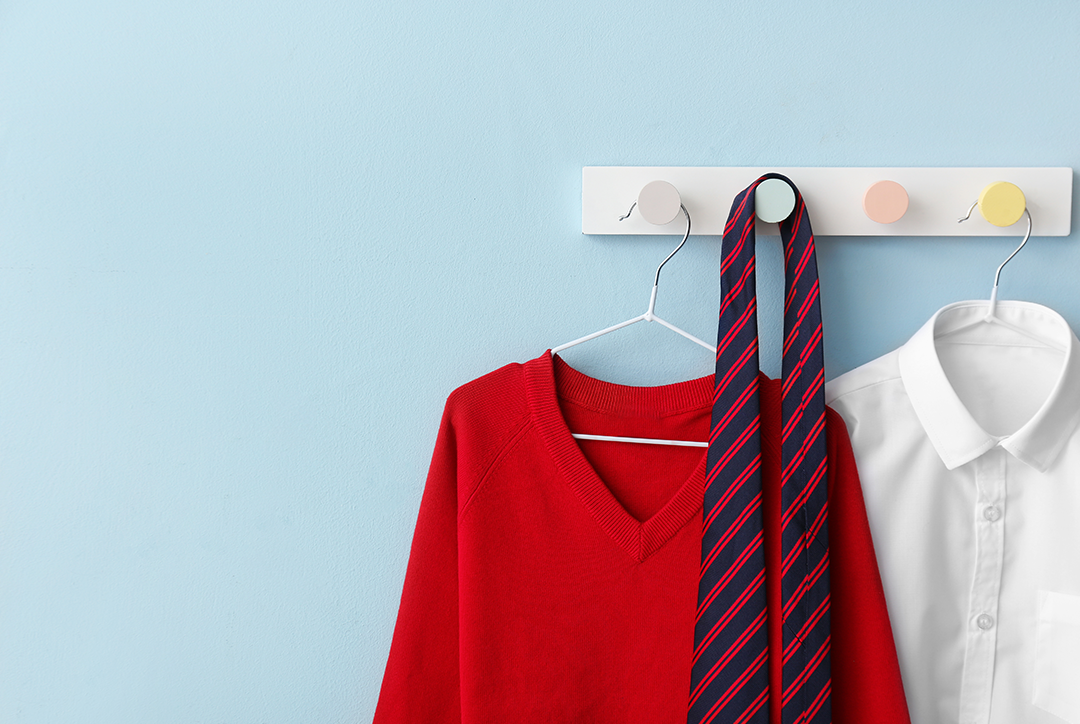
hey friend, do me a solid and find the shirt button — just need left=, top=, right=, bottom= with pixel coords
left=983, top=505, right=1002, bottom=522
left=976, top=614, right=995, bottom=630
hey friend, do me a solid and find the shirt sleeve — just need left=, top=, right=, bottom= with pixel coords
left=373, top=401, right=462, bottom=724
left=827, top=408, right=912, bottom=724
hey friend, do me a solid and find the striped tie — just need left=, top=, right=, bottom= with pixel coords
left=688, top=174, right=831, bottom=724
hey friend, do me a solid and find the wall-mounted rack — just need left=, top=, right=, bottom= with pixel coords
left=582, top=167, right=1073, bottom=237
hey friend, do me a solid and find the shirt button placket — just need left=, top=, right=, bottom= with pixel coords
left=957, top=450, right=1007, bottom=724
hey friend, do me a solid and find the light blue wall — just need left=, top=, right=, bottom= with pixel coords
left=2, top=1, right=1078, bottom=721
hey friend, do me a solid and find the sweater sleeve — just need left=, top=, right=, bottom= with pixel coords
left=827, top=408, right=911, bottom=724
left=373, top=400, right=462, bottom=724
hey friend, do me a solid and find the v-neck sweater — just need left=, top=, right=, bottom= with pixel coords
left=374, top=352, right=910, bottom=724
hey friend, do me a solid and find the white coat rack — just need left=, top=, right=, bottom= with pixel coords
left=582, top=167, right=1073, bottom=237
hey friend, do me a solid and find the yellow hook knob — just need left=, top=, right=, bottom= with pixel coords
left=978, top=181, right=1026, bottom=227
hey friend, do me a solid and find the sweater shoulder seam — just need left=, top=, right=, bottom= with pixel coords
left=458, top=413, right=533, bottom=520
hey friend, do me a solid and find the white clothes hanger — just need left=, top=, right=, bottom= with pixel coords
left=554, top=181, right=712, bottom=448
left=551, top=208, right=715, bottom=356
left=936, top=186, right=1065, bottom=353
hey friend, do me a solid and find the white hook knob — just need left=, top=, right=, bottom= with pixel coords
left=636, top=180, right=682, bottom=225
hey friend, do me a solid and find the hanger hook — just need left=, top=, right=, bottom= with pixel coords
left=960, top=204, right=1033, bottom=289
left=652, top=205, right=691, bottom=287
left=990, top=207, right=1032, bottom=290
left=957, top=201, right=979, bottom=224
left=958, top=205, right=1033, bottom=320
left=618, top=202, right=692, bottom=288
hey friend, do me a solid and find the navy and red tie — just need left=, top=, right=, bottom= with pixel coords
left=688, top=174, right=831, bottom=724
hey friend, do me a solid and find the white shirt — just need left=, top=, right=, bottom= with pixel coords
left=825, top=300, right=1080, bottom=724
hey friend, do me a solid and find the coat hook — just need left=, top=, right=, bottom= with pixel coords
left=622, top=180, right=683, bottom=226
left=863, top=180, right=909, bottom=224
left=754, top=177, right=796, bottom=222
left=959, top=181, right=1026, bottom=228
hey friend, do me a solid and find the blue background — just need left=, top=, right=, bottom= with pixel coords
left=2, top=1, right=1078, bottom=721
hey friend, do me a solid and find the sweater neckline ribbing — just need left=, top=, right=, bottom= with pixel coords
left=523, top=352, right=713, bottom=562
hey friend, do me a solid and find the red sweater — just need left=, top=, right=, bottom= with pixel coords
left=374, top=352, right=910, bottom=724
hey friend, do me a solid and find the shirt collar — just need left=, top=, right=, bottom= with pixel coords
left=898, top=300, right=1080, bottom=473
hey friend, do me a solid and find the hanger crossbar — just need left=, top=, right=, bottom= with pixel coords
left=571, top=433, right=708, bottom=448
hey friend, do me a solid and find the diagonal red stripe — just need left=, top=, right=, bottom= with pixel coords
left=713, top=338, right=759, bottom=401
left=782, top=636, right=830, bottom=706
left=721, top=206, right=758, bottom=275
left=791, top=283, right=821, bottom=339
left=783, top=287, right=820, bottom=358
left=783, top=223, right=814, bottom=314
left=781, top=456, right=828, bottom=527
left=719, top=257, right=757, bottom=320
left=800, top=366, right=824, bottom=405
left=781, top=413, right=826, bottom=484
left=781, top=366, right=823, bottom=426
left=782, top=551, right=830, bottom=620
left=732, top=687, right=770, bottom=724
left=782, top=326, right=822, bottom=397
left=781, top=203, right=807, bottom=280
left=710, top=379, right=758, bottom=445
left=782, top=284, right=820, bottom=359
left=788, top=200, right=807, bottom=244
left=706, top=418, right=760, bottom=485
left=798, top=679, right=831, bottom=724
left=720, top=264, right=757, bottom=327
left=724, top=181, right=766, bottom=236
left=699, top=648, right=769, bottom=724
left=696, top=577, right=766, bottom=674
left=795, top=293, right=818, bottom=335
left=781, top=355, right=805, bottom=397
left=717, top=295, right=758, bottom=357
left=698, top=528, right=765, bottom=618
left=723, top=187, right=755, bottom=235
left=784, top=594, right=831, bottom=662
left=688, top=608, right=767, bottom=704
left=722, top=212, right=754, bottom=273
left=780, top=489, right=828, bottom=571
left=703, top=454, right=760, bottom=530
left=794, top=279, right=821, bottom=326
left=806, top=497, right=828, bottom=540
left=779, top=388, right=810, bottom=444
left=781, top=537, right=830, bottom=604
left=694, top=569, right=766, bottom=654
left=780, top=504, right=824, bottom=580
left=780, top=420, right=826, bottom=492
left=700, top=497, right=763, bottom=578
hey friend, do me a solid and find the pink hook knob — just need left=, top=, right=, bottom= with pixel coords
left=863, top=180, right=909, bottom=224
